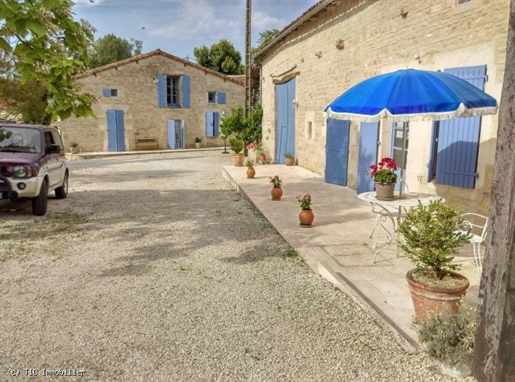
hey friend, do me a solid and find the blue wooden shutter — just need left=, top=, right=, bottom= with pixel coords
left=433, top=65, right=486, bottom=188
left=182, top=75, right=190, bottom=108
left=217, top=92, right=226, bottom=104
left=213, top=112, right=220, bottom=136
left=106, top=110, right=117, bottom=152
left=357, top=122, right=379, bottom=193
left=157, top=74, right=166, bottom=108
left=325, top=119, right=350, bottom=186
left=103, top=88, right=111, bottom=97
left=115, top=110, right=125, bottom=151
left=205, top=112, right=214, bottom=137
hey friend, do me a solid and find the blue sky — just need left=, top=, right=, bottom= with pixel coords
left=72, top=0, right=319, bottom=61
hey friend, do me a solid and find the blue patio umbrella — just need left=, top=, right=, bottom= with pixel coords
left=323, top=69, right=498, bottom=196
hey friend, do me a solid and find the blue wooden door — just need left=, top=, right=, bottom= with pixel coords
left=106, top=109, right=125, bottom=152
left=429, top=65, right=486, bottom=189
left=325, top=119, right=350, bottom=186
left=275, top=78, right=296, bottom=164
left=357, top=122, right=379, bottom=193
left=167, top=120, right=184, bottom=149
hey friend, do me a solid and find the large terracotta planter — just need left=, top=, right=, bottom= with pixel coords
left=232, top=154, right=244, bottom=166
left=406, top=269, right=469, bottom=320
left=271, top=187, right=283, bottom=201
left=285, top=157, right=295, bottom=166
left=246, top=168, right=255, bottom=179
left=299, top=209, right=315, bottom=227
left=375, top=182, right=395, bottom=200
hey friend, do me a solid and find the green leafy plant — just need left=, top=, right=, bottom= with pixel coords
left=413, top=307, right=475, bottom=366
left=397, top=200, right=472, bottom=280
left=269, top=175, right=282, bottom=188
left=284, top=152, right=294, bottom=159
left=296, top=193, right=312, bottom=210
left=69, top=141, right=79, bottom=148
left=368, top=157, right=398, bottom=185
left=245, top=160, right=254, bottom=168
left=228, top=138, right=244, bottom=154
left=194, top=136, right=202, bottom=143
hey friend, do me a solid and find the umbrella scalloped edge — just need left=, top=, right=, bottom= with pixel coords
left=323, top=104, right=498, bottom=123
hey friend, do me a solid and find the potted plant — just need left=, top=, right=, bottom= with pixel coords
left=296, top=193, right=314, bottom=227
left=229, top=138, right=244, bottom=166
left=368, top=157, right=397, bottom=200
left=284, top=153, right=295, bottom=166
left=245, top=160, right=255, bottom=179
left=69, top=141, right=79, bottom=154
left=413, top=307, right=475, bottom=378
left=194, top=136, right=202, bottom=148
left=269, top=175, right=283, bottom=200
left=397, top=200, right=472, bottom=319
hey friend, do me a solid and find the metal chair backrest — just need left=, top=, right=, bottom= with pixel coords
left=460, top=213, right=488, bottom=242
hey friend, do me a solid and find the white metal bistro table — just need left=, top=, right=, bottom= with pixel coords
left=358, top=191, right=445, bottom=262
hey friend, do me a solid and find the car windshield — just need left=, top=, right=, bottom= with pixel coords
left=0, top=127, right=42, bottom=153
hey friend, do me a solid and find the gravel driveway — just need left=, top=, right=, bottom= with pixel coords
left=0, top=151, right=470, bottom=381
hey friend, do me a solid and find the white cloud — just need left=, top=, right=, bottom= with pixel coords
left=252, top=11, right=289, bottom=32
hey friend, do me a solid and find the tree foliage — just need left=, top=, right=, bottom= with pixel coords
left=0, top=0, right=95, bottom=122
left=252, top=29, right=279, bottom=63
left=220, top=104, right=263, bottom=145
left=193, top=39, right=243, bottom=75
left=89, top=34, right=142, bottom=69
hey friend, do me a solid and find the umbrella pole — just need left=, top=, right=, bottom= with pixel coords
left=399, top=122, right=407, bottom=199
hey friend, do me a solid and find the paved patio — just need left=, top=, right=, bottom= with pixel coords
left=222, top=163, right=481, bottom=353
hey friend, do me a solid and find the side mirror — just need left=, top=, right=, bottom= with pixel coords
left=48, top=144, right=61, bottom=154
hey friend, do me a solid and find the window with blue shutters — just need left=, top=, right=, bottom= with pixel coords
left=205, top=112, right=220, bottom=137
left=103, top=88, right=118, bottom=97
left=428, top=65, right=487, bottom=189
left=157, top=74, right=190, bottom=108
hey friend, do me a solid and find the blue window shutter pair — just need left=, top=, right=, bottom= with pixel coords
left=205, top=112, right=219, bottom=137
left=430, top=65, right=486, bottom=189
left=103, top=88, right=111, bottom=97
left=217, top=92, right=226, bottom=104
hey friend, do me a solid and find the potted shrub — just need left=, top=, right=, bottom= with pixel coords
left=397, top=200, right=472, bottom=319
left=69, top=141, right=79, bottom=154
left=229, top=138, right=244, bottom=166
left=413, top=307, right=475, bottom=378
left=284, top=153, right=295, bottom=166
left=245, top=160, right=255, bottom=179
left=269, top=175, right=283, bottom=200
left=368, top=157, right=397, bottom=200
left=296, top=193, right=314, bottom=227
left=194, top=136, right=202, bottom=148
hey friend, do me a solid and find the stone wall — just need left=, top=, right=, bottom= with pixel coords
left=258, top=0, right=509, bottom=215
left=64, top=52, right=244, bottom=152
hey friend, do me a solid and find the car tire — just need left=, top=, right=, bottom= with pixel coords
left=55, top=172, right=68, bottom=199
left=32, top=180, right=48, bottom=216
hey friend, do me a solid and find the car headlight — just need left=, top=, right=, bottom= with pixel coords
left=13, top=165, right=32, bottom=178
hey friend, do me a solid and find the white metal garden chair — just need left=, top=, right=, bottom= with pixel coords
left=458, top=213, right=489, bottom=275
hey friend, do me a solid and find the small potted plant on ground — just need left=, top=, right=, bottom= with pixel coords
left=368, top=157, right=397, bottom=200
left=397, top=200, right=472, bottom=319
left=269, top=175, right=283, bottom=200
left=413, top=307, right=475, bottom=378
left=194, top=136, right=202, bottom=148
left=284, top=153, right=295, bottom=166
left=245, top=160, right=255, bottom=179
left=296, top=193, right=314, bottom=227
left=69, top=141, right=79, bottom=154
left=229, top=138, right=244, bottom=166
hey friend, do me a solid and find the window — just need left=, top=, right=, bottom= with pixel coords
left=157, top=74, right=190, bottom=108
left=205, top=112, right=220, bottom=137
left=207, top=91, right=226, bottom=104
left=102, top=88, right=118, bottom=97
left=208, top=92, right=216, bottom=103
left=307, top=121, right=313, bottom=140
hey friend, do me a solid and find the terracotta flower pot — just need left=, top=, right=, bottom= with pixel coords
left=406, top=269, right=469, bottom=320
left=271, top=187, right=283, bottom=200
left=259, top=154, right=266, bottom=162
left=299, top=209, right=315, bottom=227
left=232, top=154, right=244, bottom=166
left=285, top=157, right=295, bottom=166
left=375, top=182, right=395, bottom=200
left=246, top=168, right=255, bottom=179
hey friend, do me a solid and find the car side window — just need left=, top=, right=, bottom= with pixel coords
left=44, top=131, right=54, bottom=148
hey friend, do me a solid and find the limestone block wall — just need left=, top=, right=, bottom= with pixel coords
left=64, top=53, right=244, bottom=152
left=258, top=0, right=509, bottom=215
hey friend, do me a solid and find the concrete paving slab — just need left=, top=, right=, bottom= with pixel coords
left=222, top=163, right=480, bottom=354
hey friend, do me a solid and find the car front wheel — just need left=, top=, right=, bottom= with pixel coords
left=55, top=172, right=68, bottom=199
left=32, top=180, right=48, bottom=216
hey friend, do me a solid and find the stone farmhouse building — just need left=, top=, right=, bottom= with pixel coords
left=254, top=0, right=509, bottom=215
left=64, top=49, right=244, bottom=152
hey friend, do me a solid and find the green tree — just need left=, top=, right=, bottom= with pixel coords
left=89, top=34, right=142, bottom=69
left=219, top=104, right=263, bottom=145
left=251, top=29, right=279, bottom=63
left=194, top=39, right=243, bottom=75
left=0, top=0, right=96, bottom=121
